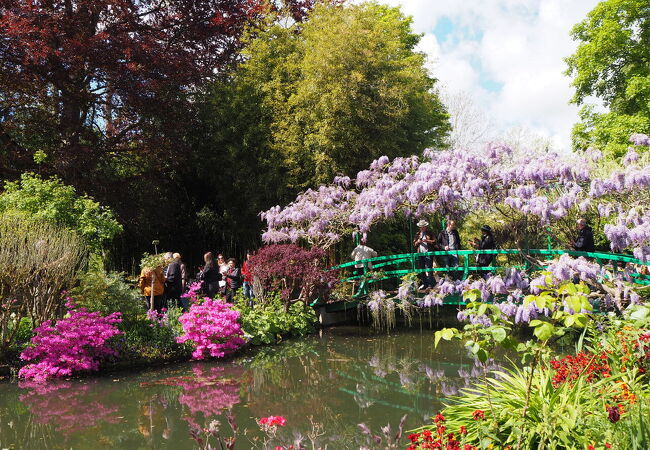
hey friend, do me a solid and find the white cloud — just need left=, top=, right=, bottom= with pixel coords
left=379, top=0, right=599, bottom=151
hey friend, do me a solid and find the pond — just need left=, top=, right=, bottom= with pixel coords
left=0, top=326, right=504, bottom=449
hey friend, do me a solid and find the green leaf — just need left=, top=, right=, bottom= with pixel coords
left=464, top=289, right=480, bottom=302
left=476, top=348, right=488, bottom=363
left=529, top=320, right=543, bottom=327
left=434, top=330, right=442, bottom=348
left=441, top=328, right=457, bottom=340
left=491, top=327, right=507, bottom=343
left=533, top=323, right=555, bottom=341
left=477, top=303, right=488, bottom=316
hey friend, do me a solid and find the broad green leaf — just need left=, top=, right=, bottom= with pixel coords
left=491, top=327, right=507, bottom=342
left=534, top=323, right=555, bottom=341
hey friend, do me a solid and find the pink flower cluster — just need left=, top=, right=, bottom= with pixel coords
left=19, top=300, right=122, bottom=381
left=182, top=281, right=204, bottom=303
left=258, top=415, right=287, bottom=427
left=176, top=298, right=245, bottom=359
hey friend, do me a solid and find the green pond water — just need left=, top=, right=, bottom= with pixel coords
left=0, top=326, right=503, bottom=449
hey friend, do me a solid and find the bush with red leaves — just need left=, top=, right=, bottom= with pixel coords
left=248, top=244, right=338, bottom=308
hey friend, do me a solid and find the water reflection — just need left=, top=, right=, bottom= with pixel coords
left=0, top=327, right=506, bottom=449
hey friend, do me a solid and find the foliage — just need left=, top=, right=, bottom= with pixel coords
left=413, top=254, right=650, bottom=449
left=176, top=298, right=246, bottom=360
left=230, top=1, right=449, bottom=190
left=139, top=252, right=166, bottom=270
left=18, top=299, right=122, bottom=381
left=117, top=311, right=191, bottom=363
left=247, top=244, right=338, bottom=307
left=69, top=264, right=144, bottom=320
left=0, top=214, right=88, bottom=359
left=0, top=173, right=122, bottom=250
left=0, top=0, right=310, bottom=175
left=566, top=0, right=650, bottom=156
left=233, top=291, right=318, bottom=345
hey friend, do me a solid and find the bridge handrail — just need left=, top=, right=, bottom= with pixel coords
left=333, top=248, right=650, bottom=296
left=331, top=248, right=650, bottom=271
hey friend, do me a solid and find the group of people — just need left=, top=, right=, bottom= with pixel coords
left=138, top=252, right=189, bottom=312
left=138, top=251, right=254, bottom=313
left=413, top=219, right=495, bottom=289
left=351, top=217, right=597, bottom=291
left=198, top=251, right=254, bottom=303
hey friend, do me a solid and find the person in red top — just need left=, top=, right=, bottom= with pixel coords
left=241, top=250, right=254, bottom=300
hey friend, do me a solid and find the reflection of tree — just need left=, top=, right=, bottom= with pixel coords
left=18, top=380, right=121, bottom=436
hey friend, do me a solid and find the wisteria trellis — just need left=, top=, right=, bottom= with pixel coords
left=261, top=134, right=650, bottom=262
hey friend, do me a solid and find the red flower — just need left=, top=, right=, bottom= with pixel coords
left=472, top=410, right=485, bottom=421
left=607, top=405, right=621, bottom=423
left=459, top=426, right=467, bottom=435
left=464, top=445, right=477, bottom=450
left=258, top=415, right=287, bottom=427
left=434, top=413, right=446, bottom=423
left=587, top=445, right=594, bottom=450
left=605, top=443, right=612, bottom=448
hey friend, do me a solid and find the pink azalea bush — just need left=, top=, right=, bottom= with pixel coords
left=19, top=299, right=122, bottom=381
left=176, top=298, right=245, bottom=359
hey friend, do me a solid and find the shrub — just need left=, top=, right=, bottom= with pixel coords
left=69, top=261, right=144, bottom=320
left=19, top=299, right=122, bottom=381
left=233, top=291, right=318, bottom=345
left=118, top=311, right=190, bottom=362
left=248, top=244, right=338, bottom=309
left=176, top=299, right=246, bottom=359
left=0, top=173, right=122, bottom=251
left=0, top=214, right=88, bottom=359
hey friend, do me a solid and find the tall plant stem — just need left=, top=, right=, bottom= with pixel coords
left=516, top=343, right=545, bottom=449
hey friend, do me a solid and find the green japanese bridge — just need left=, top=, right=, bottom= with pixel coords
left=330, top=249, right=650, bottom=303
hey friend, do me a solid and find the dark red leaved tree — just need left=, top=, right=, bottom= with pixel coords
left=248, top=244, right=338, bottom=309
left=0, top=0, right=313, bottom=177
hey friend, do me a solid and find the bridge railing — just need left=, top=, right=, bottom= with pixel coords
left=331, top=249, right=650, bottom=298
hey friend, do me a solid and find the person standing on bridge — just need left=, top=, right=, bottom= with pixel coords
left=414, top=220, right=436, bottom=290
left=438, top=219, right=461, bottom=279
left=351, top=237, right=378, bottom=276
left=474, top=225, right=496, bottom=277
left=573, top=218, right=595, bottom=253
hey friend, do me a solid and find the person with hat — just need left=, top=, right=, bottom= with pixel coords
left=414, top=219, right=436, bottom=289
left=475, top=225, right=496, bottom=276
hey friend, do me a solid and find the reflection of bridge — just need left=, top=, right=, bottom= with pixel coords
left=331, top=249, right=650, bottom=300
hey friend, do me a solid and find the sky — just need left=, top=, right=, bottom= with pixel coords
left=378, top=0, right=601, bottom=151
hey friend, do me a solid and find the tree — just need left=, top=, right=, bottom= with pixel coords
left=228, top=1, right=450, bottom=189
left=0, top=0, right=311, bottom=179
left=441, top=89, right=493, bottom=150
left=565, top=0, right=650, bottom=156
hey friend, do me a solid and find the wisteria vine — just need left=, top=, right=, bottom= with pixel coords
left=262, top=134, right=650, bottom=261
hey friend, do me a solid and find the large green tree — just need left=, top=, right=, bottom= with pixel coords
left=182, top=1, right=450, bottom=259
left=566, top=0, right=650, bottom=156
left=222, top=1, right=450, bottom=190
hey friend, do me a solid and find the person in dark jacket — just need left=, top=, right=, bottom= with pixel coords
left=224, top=258, right=242, bottom=303
left=437, top=219, right=461, bottom=279
left=474, top=225, right=496, bottom=277
left=200, top=252, right=221, bottom=298
left=164, top=252, right=183, bottom=308
left=573, top=218, right=595, bottom=253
